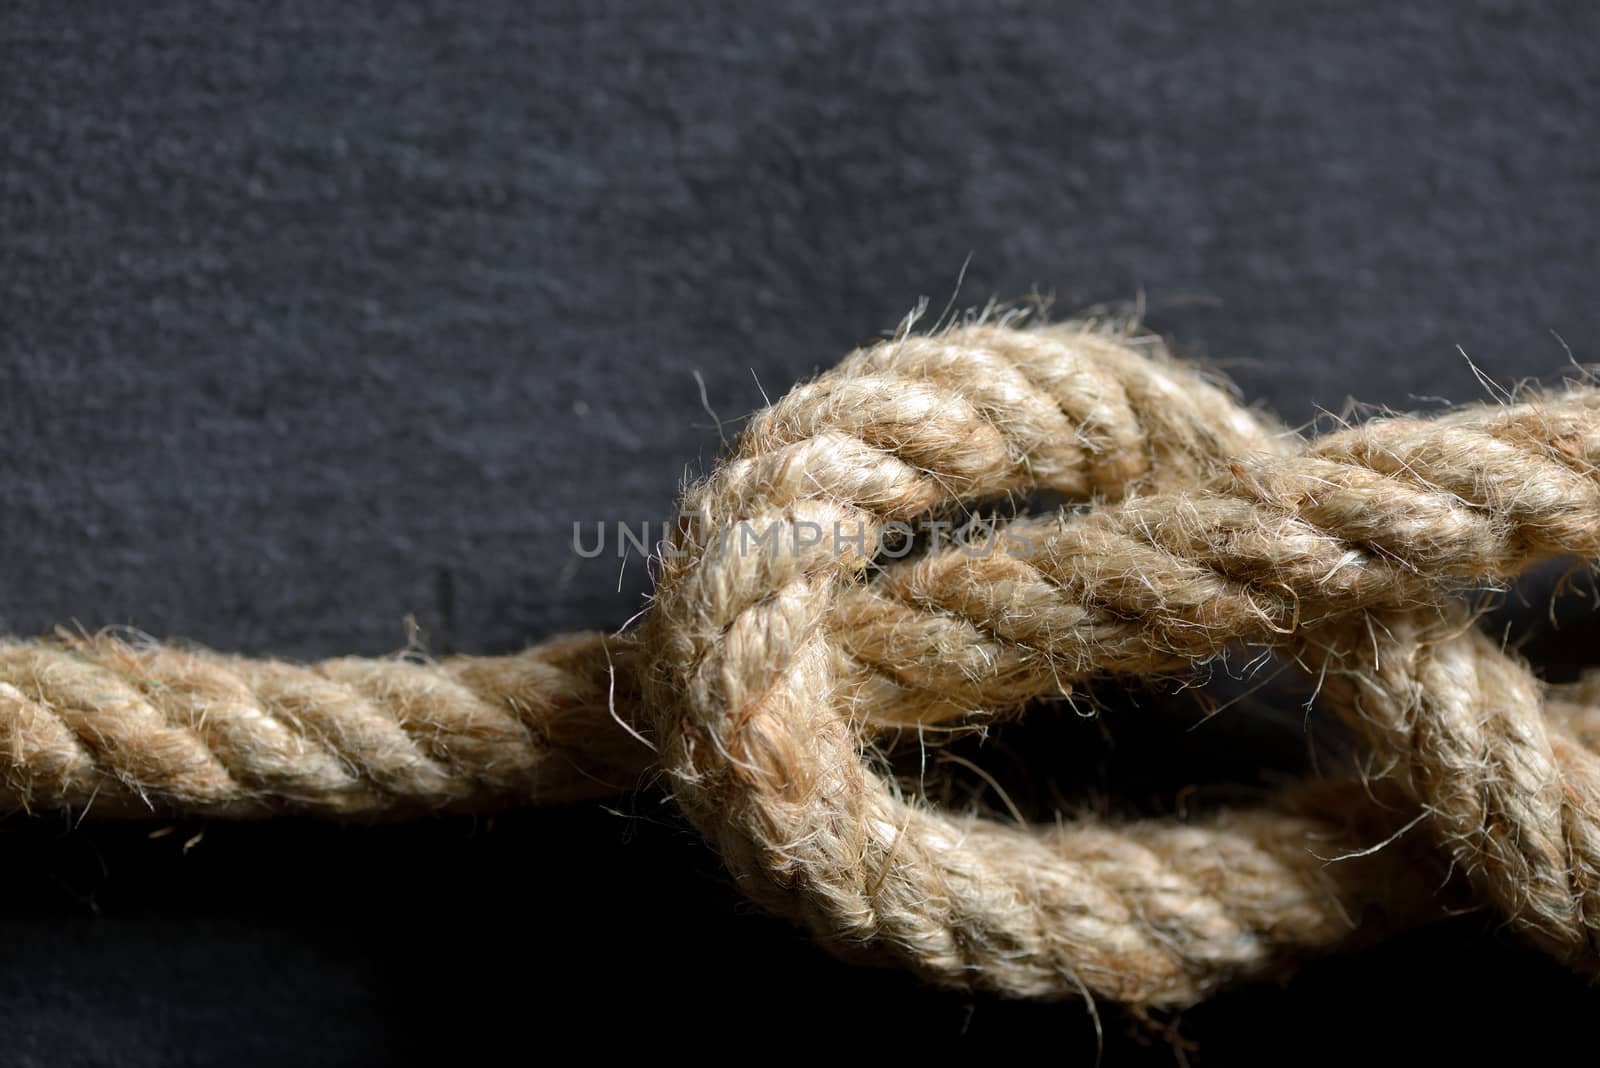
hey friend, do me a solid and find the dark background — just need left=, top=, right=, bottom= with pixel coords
left=3, top=1, right=1597, bottom=1063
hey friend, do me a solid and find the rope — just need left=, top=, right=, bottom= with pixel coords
left=7, top=320, right=1600, bottom=1006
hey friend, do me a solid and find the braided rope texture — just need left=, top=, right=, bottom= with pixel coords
left=7, top=320, right=1600, bottom=1006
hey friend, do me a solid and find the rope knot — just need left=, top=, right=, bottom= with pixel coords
left=638, top=321, right=1600, bottom=1002
left=8, top=320, right=1600, bottom=1007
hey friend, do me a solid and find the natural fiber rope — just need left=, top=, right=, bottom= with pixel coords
left=0, top=630, right=647, bottom=817
left=6, top=320, right=1600, bottom=1006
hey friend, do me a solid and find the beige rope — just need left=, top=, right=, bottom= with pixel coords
left=1303, top=608, right=1600, bottom=968
left=6, top=320, right=1600, bottom=1006
left=0, top=630, right=649, bottom=817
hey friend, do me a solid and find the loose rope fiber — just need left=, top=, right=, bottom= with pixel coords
left=6, top=320, right=1600, bottom=1006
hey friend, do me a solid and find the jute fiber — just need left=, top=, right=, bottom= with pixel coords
left=6, top=320, right=1600, bottom=1007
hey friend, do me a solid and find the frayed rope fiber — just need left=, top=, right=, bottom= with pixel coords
left=7, top=320, right=1600, bottom=1006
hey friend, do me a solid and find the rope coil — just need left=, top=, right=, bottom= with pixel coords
left=6, top=320, right=1600, bottom=1006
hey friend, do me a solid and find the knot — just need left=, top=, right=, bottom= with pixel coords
left=7, top=318, right=1600, bottom=1008
left=639, top=320, right=1600, bottom=1003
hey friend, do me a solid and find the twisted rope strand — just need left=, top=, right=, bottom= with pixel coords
left=837, top=391, right=1600, bottom=720
left=1300, top=608, right=1600, bottom=967
left=0, top=631, right=648, bottom=817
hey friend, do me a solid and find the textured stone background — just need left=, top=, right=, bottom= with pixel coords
left=3, top=2, right=1597, bottom=1061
